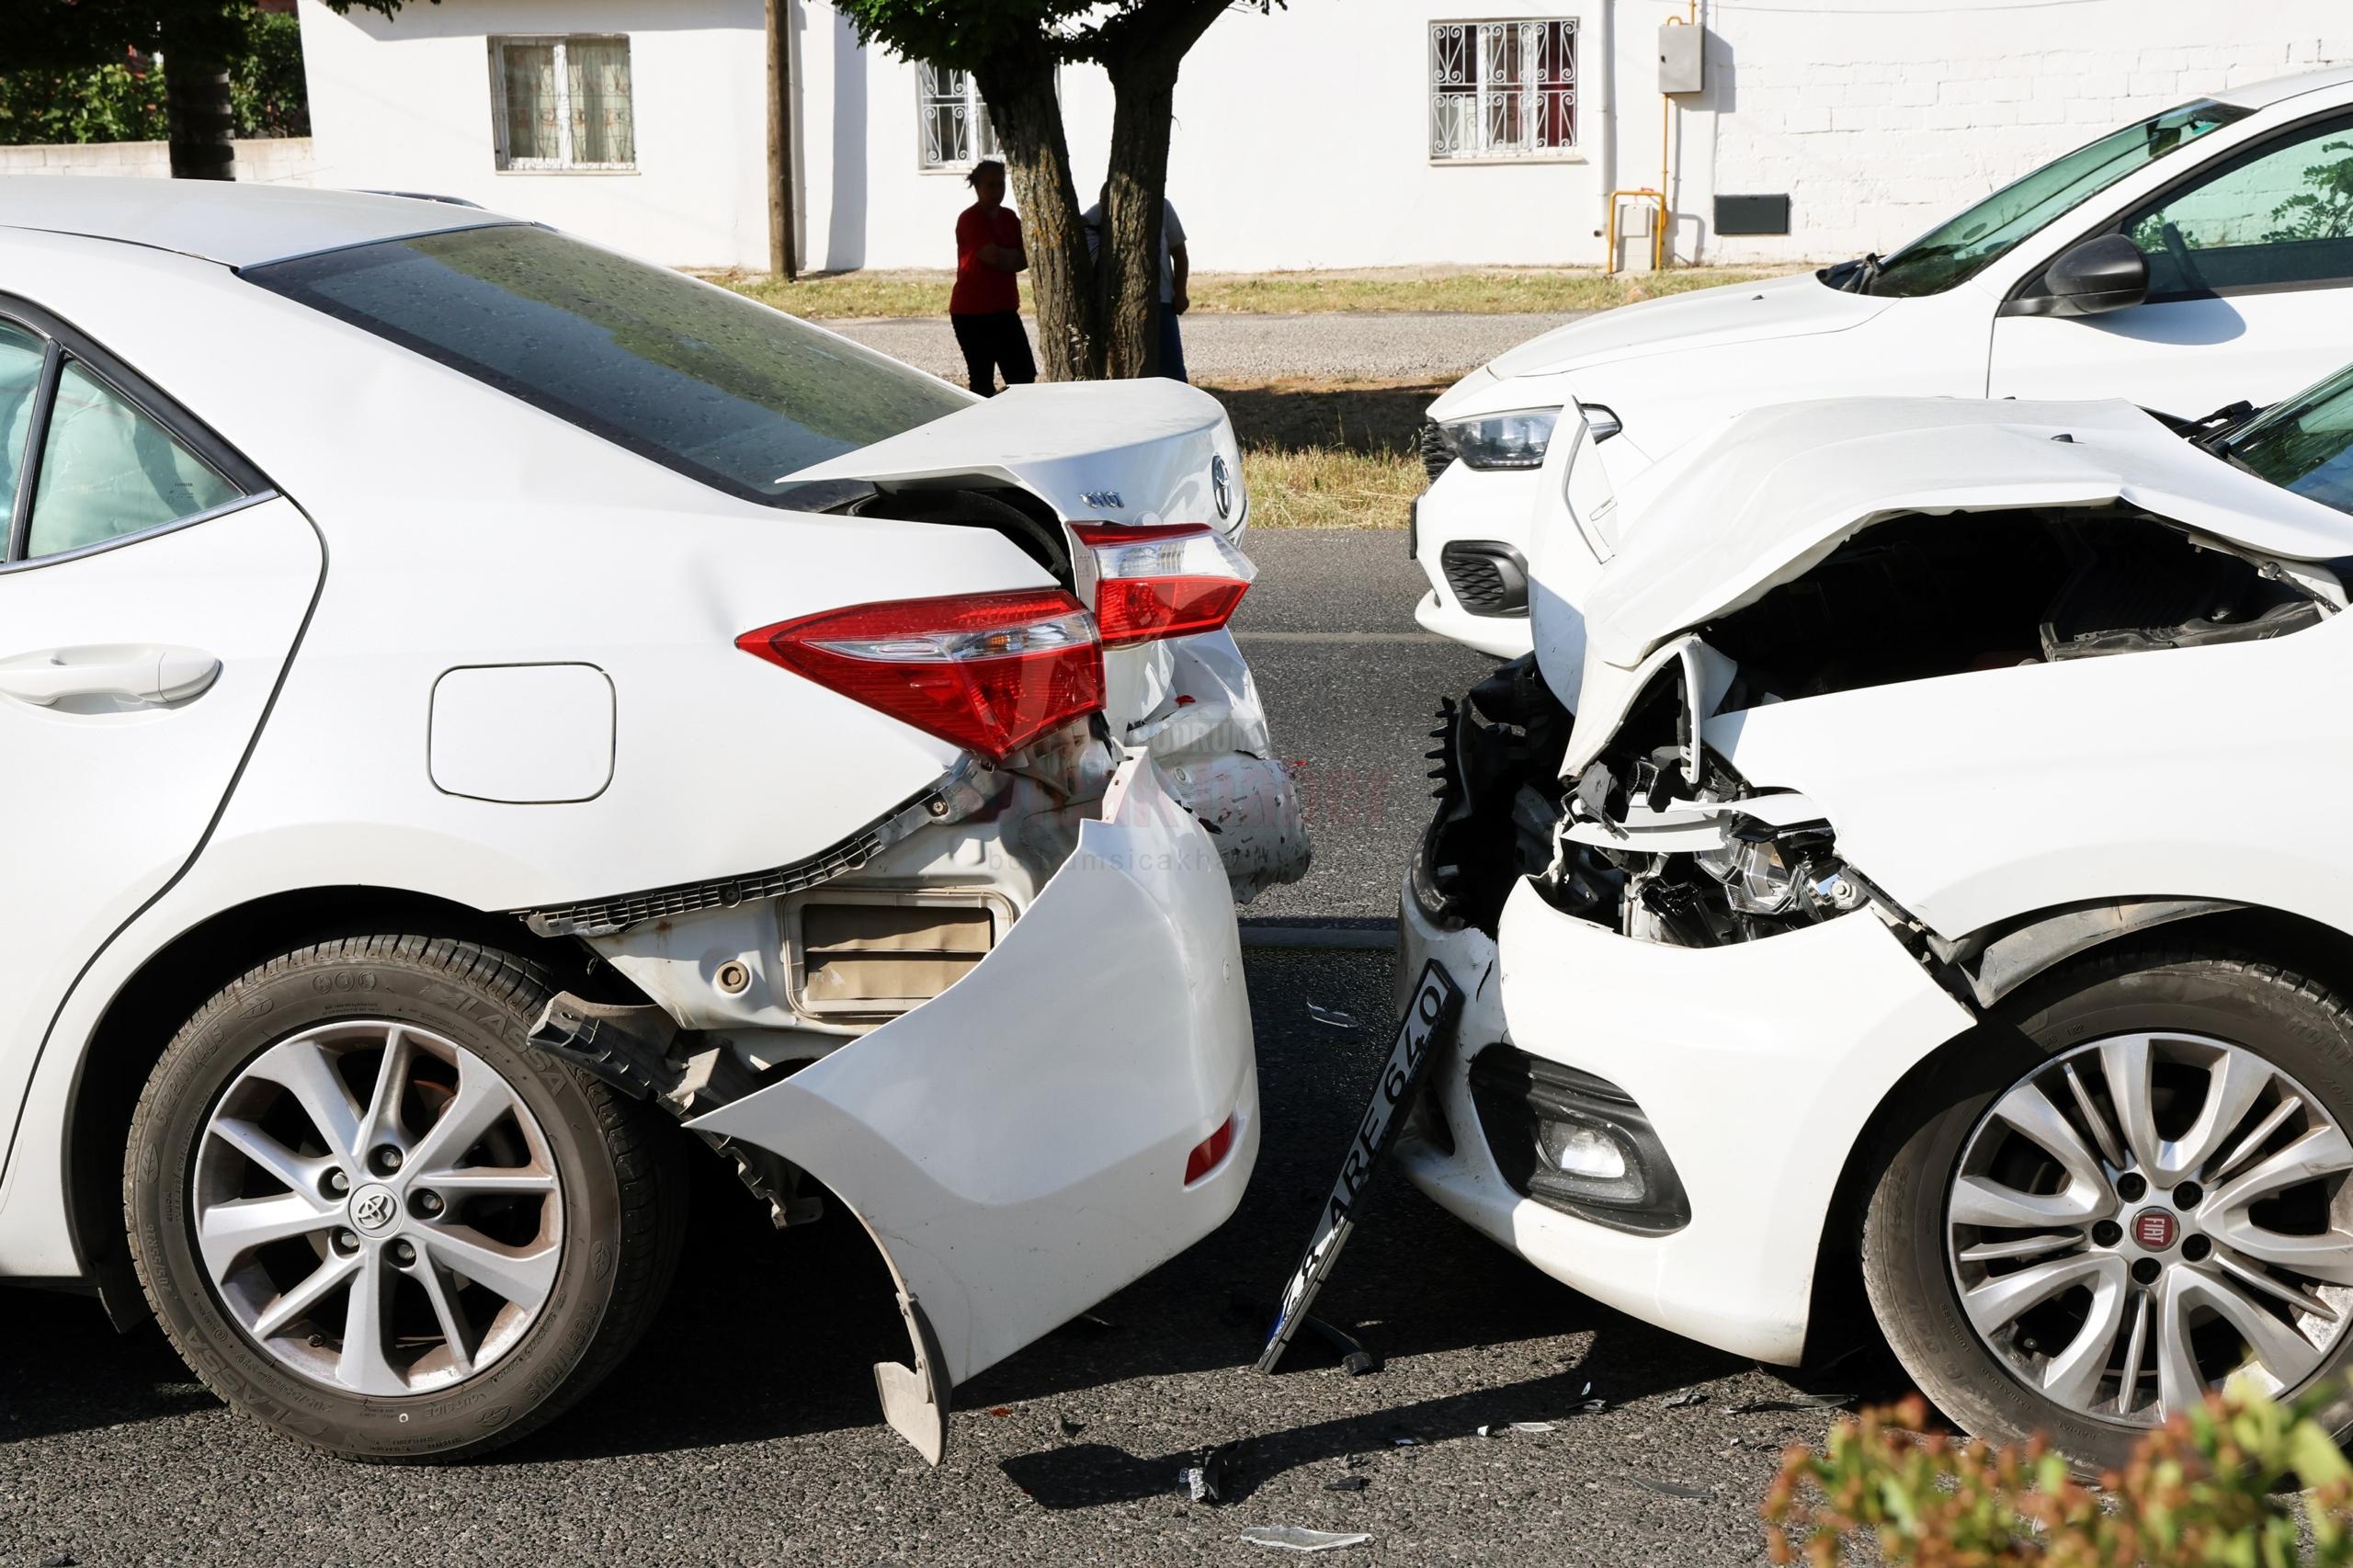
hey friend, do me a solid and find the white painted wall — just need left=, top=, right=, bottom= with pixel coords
left=796, top=0, right=1649, bottom=274
left=1701, top=0, right=2353, bottom=265
left=0, top=138, right=317, bottom=183
left=297, top=0, right=772, bottom=268
left=289, top=0, right=2351, bottom=274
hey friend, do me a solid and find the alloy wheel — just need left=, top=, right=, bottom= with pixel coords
left=1946, top=1030, right=2353, bottom=1426
left=191, top=1020, right=565, bottom=1397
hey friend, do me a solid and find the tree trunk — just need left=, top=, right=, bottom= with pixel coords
left=164, top=46, right=236, bottom=181
left=1098, top=59, right=1176, bottom=380
left=976, top=53, right=1101, bottom=381
left=1097, top=0, right=1228, bottom=380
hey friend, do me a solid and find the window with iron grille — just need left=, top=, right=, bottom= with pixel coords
left=917, top=63, right=1001, bottom=171
left=1430, top=19, right=1578, bottom=161
left=490, top=36, right=635, bottom=171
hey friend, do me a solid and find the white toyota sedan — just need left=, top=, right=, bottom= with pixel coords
left=0, top=179, right=1304, bottom=1462
left=1402, top=362, right=2353, bottom=1471
left=1415, top=63, right=2353, bottom=658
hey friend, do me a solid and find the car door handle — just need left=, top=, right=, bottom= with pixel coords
left=0, top=644, right=222, bottom=707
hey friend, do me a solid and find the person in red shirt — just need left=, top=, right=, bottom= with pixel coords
left=949, top=160, right=1037, bottom=396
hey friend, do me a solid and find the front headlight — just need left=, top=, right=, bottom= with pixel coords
left=1695, top=835, right=1798, bottom=915
left=1439, top=408, right=1559, bottom=471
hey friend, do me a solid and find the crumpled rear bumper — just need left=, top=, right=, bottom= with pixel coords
left=691, top=750, right=1257, bottom=1457
left=1393, top=874, right=1971, bottom=1365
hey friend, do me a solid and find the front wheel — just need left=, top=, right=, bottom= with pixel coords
left=1862, top=945, right=2353, bottom=1472
left=126, top=935, right=685, bottom=1460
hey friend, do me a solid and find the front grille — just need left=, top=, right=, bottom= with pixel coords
left=1418, top=422, right=1455, bottom=484
left=1439, top=541, right=1531, bottom=618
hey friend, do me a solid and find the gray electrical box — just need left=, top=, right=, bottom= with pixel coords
left=1658, top=23, right=1705, bottom=95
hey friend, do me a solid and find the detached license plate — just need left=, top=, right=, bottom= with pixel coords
left=1256, top=959, right=1461, bottom=1373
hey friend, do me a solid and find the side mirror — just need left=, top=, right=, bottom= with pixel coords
left=2014, top=233, right=2150, bottom=318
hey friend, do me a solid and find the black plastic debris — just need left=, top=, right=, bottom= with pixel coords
left=1629, top=1477, right=1713, bottom=1500
left=1665, top=1389, right=1709, bottom=1409
left=1226, top=1290, right=1382, bottom=1375
left=1325, top=1475, right=1371, bottom=1493
left=40, top=1555, right=75, bottom=1568
left=1304, top=1001, right=1361, bottom=1029
left=1058, top=1415, right=1086, bottom=1438
left=1179, top=1438, right=1251, bottom=1505
left=1727, top=1392, right=1854, bottom=1415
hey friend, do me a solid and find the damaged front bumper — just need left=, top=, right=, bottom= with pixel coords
left=1395, top=874, right=1971, bottom=1365
left=688, top=749, right=1259, bottom=1460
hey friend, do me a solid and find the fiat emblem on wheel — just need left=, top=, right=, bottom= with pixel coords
left=2132, top=1208, right=2178, bottom=1250
left=349, top=1186, right=399, bottom=1233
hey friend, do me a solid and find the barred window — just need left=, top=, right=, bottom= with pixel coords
left=1430, top=19, right=1578, bottom=161
left=491, top=36, right=635, bottom=171
left=917, top=64, right=1001, bottom=171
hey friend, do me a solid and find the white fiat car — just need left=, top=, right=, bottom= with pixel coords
left=1415, top=63, right=2353, bottom=658
left=1402, top=362, right=2353, bottom=1471
left=0, top=179, right=1304, bottom=1462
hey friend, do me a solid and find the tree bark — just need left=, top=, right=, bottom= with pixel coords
left=164, top=45, right=235, bottom=181
left=976, top=51, right=1101, bottom=381
left=1097, top=0, right=1230, bottom=379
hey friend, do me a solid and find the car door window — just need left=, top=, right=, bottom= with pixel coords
left=0, top=322, right=42, bottom=522
left=27, top=358, right=240, bottom=560
left=2124, top=116, right=2353, bottom=300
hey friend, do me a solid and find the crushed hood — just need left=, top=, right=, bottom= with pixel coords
left=785, top=379, right=1245, bottom=535
left=1483, top=272, right=1893, bottom=383
left=1552, top=395, right=2353, bottom=778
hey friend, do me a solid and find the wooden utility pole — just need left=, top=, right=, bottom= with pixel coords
left=766, top=0, right=800, bottom=280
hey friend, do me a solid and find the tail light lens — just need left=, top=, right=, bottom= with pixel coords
left=737, top=590, right=1103, bottom=764
left=1071, top=523, right=1255, bottom=648
left=1183, top=1112, right=1239, bottom=1185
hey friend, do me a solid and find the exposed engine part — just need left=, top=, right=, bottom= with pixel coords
left=1415, top=656, right=1578, bottom=934
left=1702, top=507, right=2331, bottom=703
left=526, top=994, right=824, bottom=1227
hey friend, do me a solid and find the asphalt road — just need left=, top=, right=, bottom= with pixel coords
left=834, top=311, right=1587, bottom=383
left=0, top=534, right=1870, bottom=1567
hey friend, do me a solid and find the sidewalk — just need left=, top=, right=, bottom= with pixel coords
left=830, top=309, right=1591, bottom=383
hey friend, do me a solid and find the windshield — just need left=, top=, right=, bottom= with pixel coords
left=245, top=223, right=972, bottom=506
left=2220, top=362, right=2353, bottom=517
left=1859, top=99, right=2248, bottom=297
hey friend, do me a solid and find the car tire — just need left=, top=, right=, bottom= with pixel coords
left=1861, top=943, right=2353, bottom=1473
left=125, top=934, right=685, bottom=1461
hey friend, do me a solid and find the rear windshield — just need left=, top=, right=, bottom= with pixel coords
left=245, top=223, right=971, bottom=506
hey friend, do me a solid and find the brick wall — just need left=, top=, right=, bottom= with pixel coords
left=1700, top=6, right=2349, bottom=264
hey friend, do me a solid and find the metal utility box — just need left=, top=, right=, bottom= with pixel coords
left=1659, top=22, right=1705, bottom=95
left=1715, top=193, right=1792, bottom=235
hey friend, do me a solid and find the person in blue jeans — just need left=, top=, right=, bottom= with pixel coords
left=1083, top=187, right=1190, bottom=382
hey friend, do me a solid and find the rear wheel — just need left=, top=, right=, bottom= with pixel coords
left=126, top=935, right=685, bottom=1460
left=1862, top=945, right=2353, bottom=1471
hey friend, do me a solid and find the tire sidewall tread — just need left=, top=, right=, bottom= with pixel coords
left=123, top=935, right=683, bottom=1463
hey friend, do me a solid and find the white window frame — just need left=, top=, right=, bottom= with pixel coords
left=1429, top=17, right=1581, bottom=165
left=489, top=34, right=638, bottom=174
left=916, top=63, right=1002, bottom=173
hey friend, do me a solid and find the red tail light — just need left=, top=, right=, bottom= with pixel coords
left=1183, top=1113, right=1239, bottom=1185
left=737, top=590, right=1104, bottom=764
left=1071, top=523, right=1255, bottom=648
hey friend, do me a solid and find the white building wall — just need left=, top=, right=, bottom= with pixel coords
left=0, top=138, right=316, bottom=183
left=798, top=0, right=1647, bottom=274
left=297, top=0, right=772, bottom=268
left=1699, top=0, right=2352, bottom=265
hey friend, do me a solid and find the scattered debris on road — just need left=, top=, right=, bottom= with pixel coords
left=1665, top=1389, right=1710, bottom=1408
left=1241, top=1526, right=1374, bottom=1552
left=1727, top=1392, right=1854, bottom=1415
left=1304, top=1000, right=1361, bottom=1028
left=1181, top=1439, right=1251, bottom=1505
left=1325, top=1475, right=1371, bottom=1493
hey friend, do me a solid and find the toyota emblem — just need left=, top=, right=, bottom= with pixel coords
left=350, top=1185, right=399, bottom=1233
left=1211, top=455, right=1233, bottom=521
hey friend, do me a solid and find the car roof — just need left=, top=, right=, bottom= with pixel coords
left=2213, top=63, right=2353, bottom=111
left=0, top=177, right=508, bottom=268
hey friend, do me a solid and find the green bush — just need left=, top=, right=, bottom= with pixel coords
left=1762, top=1387, right=2353, bottom=1566
left=0, top=12, right=308, bottom=146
